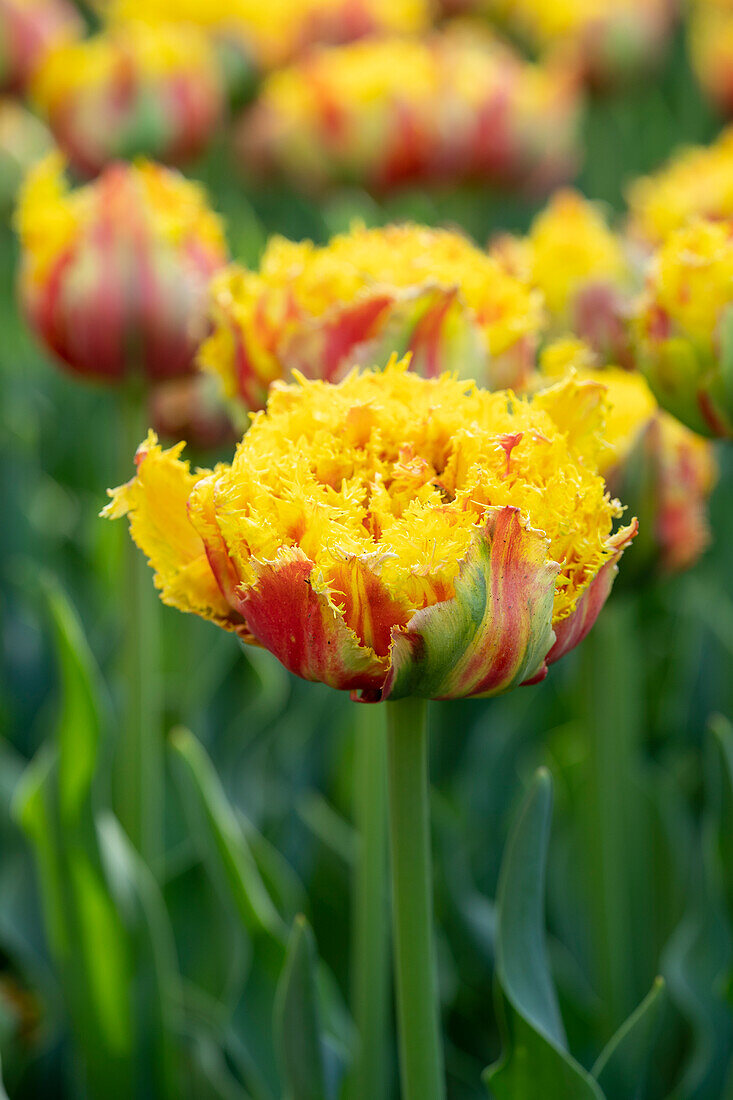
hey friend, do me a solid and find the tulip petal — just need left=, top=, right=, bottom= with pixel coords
left=102, top=432, right=242, bottom=631
left=380, top=506, right=560, bottom=702
left=547, top=519, right=638, bottom=665
left=237, top=551, right=387, bottom=693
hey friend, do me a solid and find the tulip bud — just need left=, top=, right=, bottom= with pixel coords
left=0, top=0, right=81, bottom=94
left=31, top=21, right=224, bottom=177
left=149, top=373, right=236, bottom=450
left=15, top=153, right=228, bottom=384
left=634, top=218, right=733, bottom=438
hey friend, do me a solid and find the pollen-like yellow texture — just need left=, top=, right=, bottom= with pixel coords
left=107, top=357, right=626, bottom=629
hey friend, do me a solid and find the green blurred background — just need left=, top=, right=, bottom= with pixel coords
left=1, top=22, right=733, bottom=1100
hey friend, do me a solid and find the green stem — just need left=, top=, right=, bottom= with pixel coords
left=350, top=703, right=390, bottom=1100
left=386, top=698, right=445, bottom=1100
left=117, top=383, right=163, bottom=869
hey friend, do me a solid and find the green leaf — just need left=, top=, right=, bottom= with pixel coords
left=484, top=768, right=604, bottom=1100
left=592, top=977, right=666, bottom=1098
left=274, top=916, right=327, bottom=1100
left=169, top=728, right=287, bottom=949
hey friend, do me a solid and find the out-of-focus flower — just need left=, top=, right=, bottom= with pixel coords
left=540, top=337, right=717, bottom=575
left=486, top=0, right=673, bottom=87
left=150, top=373, right=236, bottom=450
left=103, top=358, right=636, bottom=701
left=200, top=222, right=544, bottom=416
left=235, top=27, right=583, bottom=194
left=689, top=0, right=733, bottom=116
left=0, top=98, right=52, bottom=215
left=31, top=21, right=224, bottom=176
left=97, top=0, right=431, bottom=70
left=627, top=126, right=733, bottom=245
left=0, top=0, right=81, bottom=94
left=492, top=190, right=635, bottom=366
left=15, top=152, right=228, bottom=383
left=634, top=218, right=733, bottom=438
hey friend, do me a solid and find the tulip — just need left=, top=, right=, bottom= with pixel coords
left=486, top=0, right=673, bottom=88
left=634, top=217, right=733, bottom=438
left=149, top=374, right=236, bottom=450
left=540, top=338, right=717, bottom=575
left=492, top=189, right=635, bottom=367
left=103, top=356, right=636, bottom=702
left=15, top=152, right=228, bottom=384
left=235, top=27, right=583, bottom=194
left=0, top=0, right=81, bottom=94
left=200, top=223, right=544, bottom=418
left=626, top=126, right=733, bottom=246
left=0, top=99, right=52, bottom=216
left=31, top=21, right=224, bottom=176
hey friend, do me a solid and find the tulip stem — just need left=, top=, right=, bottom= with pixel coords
left=350, top=703, right=390, bottom=1100
left=118, top=383, right=163, bottom=870
left=386, top=697, right=445, bottom=1100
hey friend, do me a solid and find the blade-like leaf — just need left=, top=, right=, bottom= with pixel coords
left=274, top=916, right=327, bottom=1100
left=484, top=768, right=604, bottom=1100
left=169, top=728, right=287, bottom=948
left=592, top=977, right=666, bottom=1098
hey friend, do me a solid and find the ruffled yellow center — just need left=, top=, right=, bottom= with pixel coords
left=644, top=217, right=733, bottom=344
left=15, top=151, right=226, bottom=285
left=194, top=357, right=621, bottom=622
left=627, top=127, right=733, bottom=244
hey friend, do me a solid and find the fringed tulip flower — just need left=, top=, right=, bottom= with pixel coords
left=15, top=153, right=228, bottom=383
left=689, top=0, right=733, bottom=116
left=0, top=0, right=80, bottom=94
left=97, top=0, right=432, bottom=70
left=486, top=0, right=673, bottom=87
left=31, top=21, right=224, bottom=176
left=540, top=339, right=717, bottom=575
left=492, top=190, right=634, bottom=367
left=103, top=357, right=637, bottom=702
left=627, top=127, right=733, bottom=246
left=634, top=218, right=733, bottom=438
left=235, top=28, right=583, bottom=194
left=199, top=223, right=544, bottom=417
left=0, top=99, right=52, bottom=214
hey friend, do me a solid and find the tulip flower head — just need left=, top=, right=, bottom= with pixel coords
left=200, top=223, right=544, bottom=418
left=635, top=217, right=733, bottom=438
left=31, top=21, right=223, bottom=176
left=236, top=28, right=582, bottom=193
left=493, top=190, right=634, bottom=366
left=540, top=338, right=717, bottom=575
left=104, top=357, right=637, bottom=702
left=15, top=153, right=228, bottom=384
left=0, top=0, right=81, bottom=93
left=627, top=127, right=733, bottom=246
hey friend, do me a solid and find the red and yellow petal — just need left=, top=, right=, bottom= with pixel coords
left=379, top=506, right=560, bottom=702
left=547, top=519, right=638, bottom=666
left=236, top=550, right=386, bottom=693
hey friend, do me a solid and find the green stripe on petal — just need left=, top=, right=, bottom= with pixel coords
left=382, top=506, right=559, bottom=702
